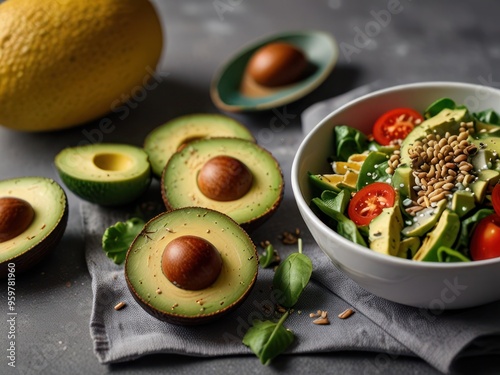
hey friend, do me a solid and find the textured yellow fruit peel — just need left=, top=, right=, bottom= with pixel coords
left=0, top=0, right=163, bottom=132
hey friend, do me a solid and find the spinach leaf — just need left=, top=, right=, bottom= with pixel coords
left=320, top=189, right=350, bottom=214
left=424, top=98, right=456, bottom=118
left=368, top=141, right=398, bottom=155
left=260, top=243, right=278, bottom=268
left=336, top=218, right=368, bottom=247
left=474, top=109, right=500, bottom=125
left=356, top=151, right=390, bottom=190
left=273, top=252, right=313, bottom=308
left=456, top=208, right=494, bottom=253
left=437, top=246, right=471, bottom=262
left=242, top=312, right=294, bottom=365
left=102, top=217, right=145, bottom=264
left=243, top=239, right=312, bottom=365
left=334, top=125, right=368, bottom=161
left=311, top=195, right=367, bottom=246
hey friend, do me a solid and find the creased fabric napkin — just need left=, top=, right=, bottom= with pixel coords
left=83, top=84, right=500, bottom=374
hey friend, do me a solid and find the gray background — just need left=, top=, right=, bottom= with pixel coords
left=1, top=0, right=499, bottom=374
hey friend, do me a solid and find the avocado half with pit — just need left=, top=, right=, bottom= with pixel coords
left=55, top=143, right=151, bottom=206
left=161, top=137, right=284, bottom=230
left=0, top=177, right=68, bottom=277
left=125, top=206, right=258, bottom=325
left=144, top=113, right=255, bottom=177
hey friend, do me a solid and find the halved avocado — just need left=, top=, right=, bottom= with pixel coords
left=144, top=114, right=256, bottom=177
left=161, top=138, right=284, bottom=230
left=55, top=143, right=151, bottom=206
left=125, top=207, right=258, bottom=325
left=0, top=177, right=68, bottom=277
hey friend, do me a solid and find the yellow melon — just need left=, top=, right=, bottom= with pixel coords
left=0, top=0, right=163, bottom=132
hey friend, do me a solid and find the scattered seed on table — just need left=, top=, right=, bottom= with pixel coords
left=338, top=308, right=355, bottom=319
left=114, top=302, right=126, bottom=311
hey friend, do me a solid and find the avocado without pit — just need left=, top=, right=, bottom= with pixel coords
left=55, top=143, right=151, bottom=206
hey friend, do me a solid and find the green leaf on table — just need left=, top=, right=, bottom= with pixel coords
left=273, top=252, right=312, bottom=308
left=242, top=313, right=294, bottom=365
left=102, top=217, right=145, bottom=264
left=260, top=243, right=278, bottom=268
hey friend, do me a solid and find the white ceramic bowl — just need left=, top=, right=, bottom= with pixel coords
left=292, top=81, right=500, bottom=309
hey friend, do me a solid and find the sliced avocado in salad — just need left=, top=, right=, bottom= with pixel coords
left=391, top=165, right=416, bottom=204
left=368, top=199, right=404, bottom=256
left=467, top=169, right=499, bottom=204
left=402, top=199, right=447, bottom=238
left=470, top=137, right=500, bottom=171
left=413, top=209, right=461, bottom=262
left=397, top=236, right=421, bottom=259
left=310, top=97, right=500, bottom=263
left=450, top=190, right=476, bottom=218
left=399, top=107, right=469, bottom=166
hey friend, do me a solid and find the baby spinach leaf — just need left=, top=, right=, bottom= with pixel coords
left=334, top=125, right=368, bottom=161
left=424, top=97, right=456, bottom=118
left=474, top=109, right=500, bottom=125
left=260, top=243, right=278, bottom=268
left=102, top=217, right=145, bottom=264
left=242, top=312, right=294, bottom=365
left=456, top=208, right=494, bottom=253
left=320, top=189, right=350, bottom=214
left=243, top=239, right=312, bottom=365
left=356, top=151, right=390, bottom=190
left=273, top=252, right=312, bottom=308
left=437, top=246, right=471, bottom=262
left=311, top=195, right=367, bottom=246
left=336, top=218, right=368, bottom=247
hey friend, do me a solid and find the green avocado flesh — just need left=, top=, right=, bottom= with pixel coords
left=55, top=143, right=151, bottom=206
left=162, top=138, right=283, bottom=227
left=0, top=177, right=67, bottom=269
left=125, top=207, right=258, bottom=323
left=144, top=114, right=255, bottom=177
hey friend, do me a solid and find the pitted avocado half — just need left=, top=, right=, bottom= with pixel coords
left=55, top=143, right=151, bottom=206
left=0, top=177, right=68, bottom=277
left=161, top=137, right=284, bottom=230
left=125, top=207, right=258, bottom=325
left=144, top=113, right=255, bottom=177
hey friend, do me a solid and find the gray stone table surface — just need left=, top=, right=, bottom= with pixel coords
left=1, top=0, right=500, bottom=374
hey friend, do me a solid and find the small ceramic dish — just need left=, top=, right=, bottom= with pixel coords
left=211, top=30, right=338, bottom=112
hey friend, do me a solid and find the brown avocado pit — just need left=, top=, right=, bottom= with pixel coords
left=246, top=42, right=308, bottom=87
left=161, top=235, right=222, bottom=290
left=125, top=207, right=258, bottom=325
left=0, top=177, right=68, bottom=278
left=0, top=197, right=35, bottom=243
left=197, top=155, right=253, bottom=202
left=162, top=137, right=284, bottom=230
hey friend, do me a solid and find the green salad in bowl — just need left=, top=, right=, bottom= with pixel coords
left=291, top=82, right=500, bottom=308
left=309, top=97, right=500, bottom=263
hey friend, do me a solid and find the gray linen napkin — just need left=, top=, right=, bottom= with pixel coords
left=82, top=198, right=412, bottom=363
left=83, top=85, right=500, bottom=374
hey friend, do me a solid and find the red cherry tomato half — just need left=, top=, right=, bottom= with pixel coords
left=492, top=184, right=500, bottom=216
left=470, top=214, right=500, bottom=261
left=372, top=108, right=424, bottom=145
left=348, top=182, right=396, bottom=226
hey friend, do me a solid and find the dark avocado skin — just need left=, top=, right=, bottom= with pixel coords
left=125, top=275, right=257, bottom=326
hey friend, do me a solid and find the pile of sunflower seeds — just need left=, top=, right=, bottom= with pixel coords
left=388, top=121, right=478, bottom=215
